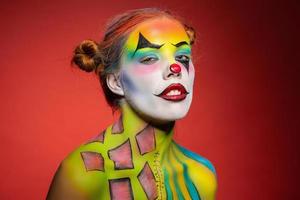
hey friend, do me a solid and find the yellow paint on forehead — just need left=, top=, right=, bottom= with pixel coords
left=125, top=17, right=190, bottom=51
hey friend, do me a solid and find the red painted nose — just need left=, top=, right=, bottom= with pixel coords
left=170, top=63, right=181, bottom=73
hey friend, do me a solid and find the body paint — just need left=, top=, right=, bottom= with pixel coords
left=52, top=102, right=217, bottom=199
left=175, top=46, right=191, bottom=72
left=133, top=32, right=164, bottom=57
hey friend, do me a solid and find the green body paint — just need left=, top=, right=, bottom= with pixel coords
left=47, top=102, right=217, bottom=200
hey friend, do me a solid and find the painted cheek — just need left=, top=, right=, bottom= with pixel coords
left=120, top=71, right=138, bottom=94
left=131, top=63, right=161, bottom=75
left=189, top=62, right=195, bottom=74
left=188, top=63, right=195, bottom=86
left=120, top=70, right=153, bottom=98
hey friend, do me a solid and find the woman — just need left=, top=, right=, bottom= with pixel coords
left=47, top=8, right=217, bottom=200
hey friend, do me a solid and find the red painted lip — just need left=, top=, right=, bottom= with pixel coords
left=156, top=83, right=189, bottom=102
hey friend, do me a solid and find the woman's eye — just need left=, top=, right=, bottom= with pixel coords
left=175, top=55, right=190, bottom=63
left=139, top=56, right=158, bottom=65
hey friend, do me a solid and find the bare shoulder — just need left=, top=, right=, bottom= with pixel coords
left=47, top=133, right=109, bottom=200
left=173, top=142, right=218, bottom=200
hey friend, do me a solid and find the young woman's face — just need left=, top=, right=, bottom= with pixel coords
left=119, top=17, right=195, bottom=123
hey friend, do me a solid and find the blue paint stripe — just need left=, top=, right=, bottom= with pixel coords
left=172, top=146, right=201, bottom=200
left=168, top=151, right=185, bottom=200
left=175, top=143, right=217, bottom=175
left=163, top=168, right=173, bottom=200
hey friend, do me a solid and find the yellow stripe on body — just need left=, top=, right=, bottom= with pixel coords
left=163, top=150, right=179, bottom=200
left=173, top=145, right=217, bottom=200
left=169, top=145, right=192, bottom=200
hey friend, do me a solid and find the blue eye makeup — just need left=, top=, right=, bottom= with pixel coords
left=133, top=49, right=160, bottom=65
left=175, top=46, right=191, bottom=55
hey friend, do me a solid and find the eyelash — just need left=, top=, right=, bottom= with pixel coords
left=139, top=55, right=158, bottom=64
left=138, top=54, right=191, bottom=65
left=175, top=54, right=190, bottom=63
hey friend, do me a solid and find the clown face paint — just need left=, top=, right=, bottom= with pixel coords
left=119, top=17, right=195, bottom=123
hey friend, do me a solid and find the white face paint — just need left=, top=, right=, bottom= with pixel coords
left=118, top=17, right=195, bottom=123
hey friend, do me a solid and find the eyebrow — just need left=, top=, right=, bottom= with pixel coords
left=172, top=41, right=190, bottom=47
left=133, top=32, right=164, bottom=56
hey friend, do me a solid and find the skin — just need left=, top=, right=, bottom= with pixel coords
left=47, top=17, right=217, bottom=200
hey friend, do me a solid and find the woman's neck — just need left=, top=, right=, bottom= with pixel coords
left=113, top=101, right=175, bottom=159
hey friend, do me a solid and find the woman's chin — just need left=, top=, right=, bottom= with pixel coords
left=136, top=107, right=190, bottom=125
left=122, top=97, right=192, bottom=124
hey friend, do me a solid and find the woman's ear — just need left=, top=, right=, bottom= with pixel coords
left=106, top=73, right=124, bottom=96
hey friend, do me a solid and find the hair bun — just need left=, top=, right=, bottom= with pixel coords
left=72, top=39, right=100, bottom=72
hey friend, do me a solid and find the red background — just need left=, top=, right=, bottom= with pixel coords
left=0, top=0, right=298, bottom=199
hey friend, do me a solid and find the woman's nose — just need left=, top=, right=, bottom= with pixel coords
left=170, top=63, right=181, bottom=73
left=163, top=63, right=182, bottom=79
